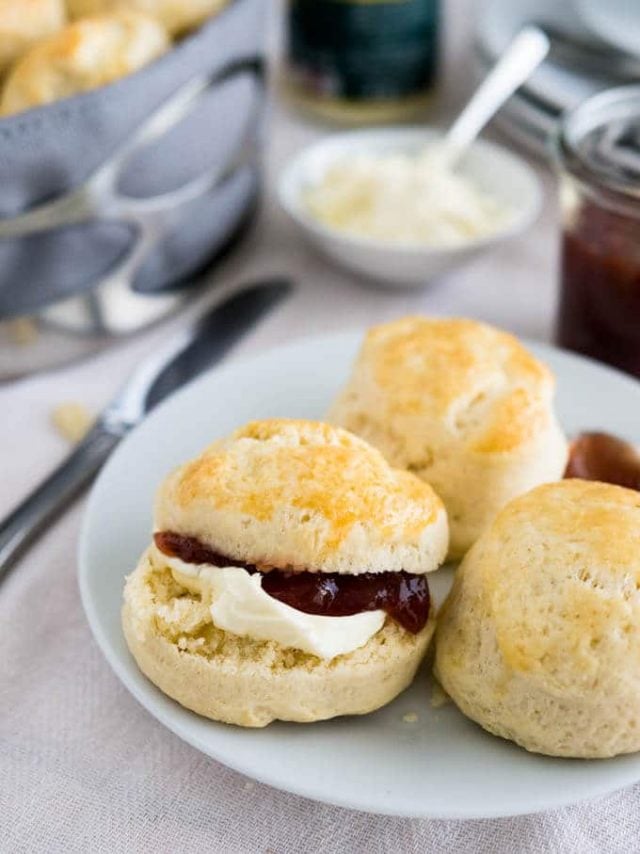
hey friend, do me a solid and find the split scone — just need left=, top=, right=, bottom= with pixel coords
left=0, top=10, right=168, bottom=116
left=329, top=317, right=568, bottom=559
left=66, top=0, right=229, bottom=37
left=123, top=419, right=449, bottom=727
left=435, top=480, right=640, bottom=758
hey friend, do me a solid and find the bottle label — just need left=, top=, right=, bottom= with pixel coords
left=287, top=0, right=439, bottom=101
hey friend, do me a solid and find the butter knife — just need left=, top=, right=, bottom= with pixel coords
left=0, top=278, right=293, bottom=577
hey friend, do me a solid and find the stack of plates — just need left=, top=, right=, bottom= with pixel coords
left=476, top=0, right=640, bottom=156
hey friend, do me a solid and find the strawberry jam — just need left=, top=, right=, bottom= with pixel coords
left=154, top=531, right=430, bottom=633
left=557, top=202, right=640, bottom=377
left=555, top=89, right=640, bottom=377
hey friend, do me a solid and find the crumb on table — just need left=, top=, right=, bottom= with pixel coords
left=51, top=402, right=94, bottom=444
left=6, top=317, right=38, bottom=346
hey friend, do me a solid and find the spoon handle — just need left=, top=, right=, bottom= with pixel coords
left=446, top=26, right=549, bottom=165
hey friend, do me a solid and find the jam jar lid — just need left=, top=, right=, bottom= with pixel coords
left=556, top=84, right=640, bottom=209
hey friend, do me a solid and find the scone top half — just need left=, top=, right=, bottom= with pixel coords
left=329, top=316, right=568, bottom=558
left=155, top=418, right=448, bottom=576
left=436, top=480, right=640, bottom=758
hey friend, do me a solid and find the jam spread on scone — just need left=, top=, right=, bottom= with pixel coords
left=154, top=531, right=430, bottom=633
left=565, top=432, right=640, bottom=491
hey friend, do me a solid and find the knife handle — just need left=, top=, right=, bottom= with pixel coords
left=0, top=424, right=121, bottom=579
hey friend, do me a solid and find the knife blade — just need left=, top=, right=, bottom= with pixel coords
left=0, top=277, right=293, bottom=577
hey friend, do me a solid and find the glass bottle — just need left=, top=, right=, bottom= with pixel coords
left=283, top=0, right=439, bottom=125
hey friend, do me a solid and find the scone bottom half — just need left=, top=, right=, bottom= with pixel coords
left=123, top=419, right=449, bottom=726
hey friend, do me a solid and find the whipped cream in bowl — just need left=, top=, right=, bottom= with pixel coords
left=278, top=127, right=542, bottom=288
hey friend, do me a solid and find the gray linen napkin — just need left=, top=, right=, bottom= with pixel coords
left=0, top=0, right=265, bottom=317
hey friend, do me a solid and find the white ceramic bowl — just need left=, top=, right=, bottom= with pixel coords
left=278, top=127, right=543, bottom=288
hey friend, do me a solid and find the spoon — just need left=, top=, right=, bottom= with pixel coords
left=444, top=26, right=550, bottom=167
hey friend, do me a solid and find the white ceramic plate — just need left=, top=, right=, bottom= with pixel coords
left=79, top=331, right=640, bottom=819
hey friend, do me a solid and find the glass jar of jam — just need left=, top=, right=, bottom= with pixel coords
left=555, top=85, right=640, bottom=377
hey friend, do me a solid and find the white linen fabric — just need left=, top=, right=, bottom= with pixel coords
left=3, top=1, right=640, bottom=850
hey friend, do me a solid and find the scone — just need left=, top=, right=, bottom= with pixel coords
left=329, top=317, right=568, bottom=558
left=0, top=0, right=65, bottom=76
left=0, top=10, right=168, bottom=116
left=123, top=419, right=449, bottom=727
left=66, top=0, right=229, bottom=37
left=435, top=480, right=640, bottom=758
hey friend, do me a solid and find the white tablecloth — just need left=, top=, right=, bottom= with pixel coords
left=3, top=3, right=639, bottom=851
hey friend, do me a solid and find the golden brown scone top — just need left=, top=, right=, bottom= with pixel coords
left=155, top=419, right=449, bottom=572
left=470, top=479, right=640, bottom=675
left=0, top=10, right=169, bottom=116
left=66, top=0, right=230, bottom=37
left=0, top=0, right=66, bottom=75
left=359, top=316, right=554, bottom=454
left=170, top=419, right=440, bottom=545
